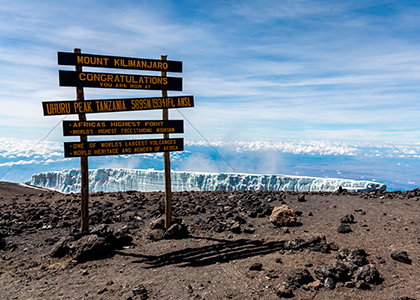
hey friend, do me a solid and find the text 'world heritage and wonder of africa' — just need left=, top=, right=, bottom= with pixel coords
left=64, top=138, right=184, bottom=157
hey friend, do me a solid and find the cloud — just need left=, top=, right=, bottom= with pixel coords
left=1, top=0, right=420, bottom=143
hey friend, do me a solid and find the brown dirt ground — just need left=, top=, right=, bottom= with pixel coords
left=0, top=181, right=419, bottom=300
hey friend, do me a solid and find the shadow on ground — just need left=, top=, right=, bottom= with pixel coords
left=116, top=237, right=286, bottom=268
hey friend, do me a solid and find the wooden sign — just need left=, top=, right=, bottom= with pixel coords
left=58, top=52, right=182, bottom=72
left=42, top=96, right=194, bottom=115
left=64, top=138, right=184, bottom=157
left=59, top=70, right=182, bottom=91
left=63, top=120, right=184, bottom=136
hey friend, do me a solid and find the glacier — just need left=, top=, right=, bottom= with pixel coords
left=24, top=168, right=386, bottom=193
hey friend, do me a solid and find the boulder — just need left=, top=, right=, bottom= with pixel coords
left=270, top=205, right=297, bottom=227
left=69, top=234, right=111, bottom=262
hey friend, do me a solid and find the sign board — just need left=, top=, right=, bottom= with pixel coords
left=64, top=138, right=184, bottom=157
left=58, top=52, right=182, bottom=72
left=59, top=70, right=182, bottom=91
left=63, top=120, right=184, bottom=136
left=42, top=96, right=194, bottom=115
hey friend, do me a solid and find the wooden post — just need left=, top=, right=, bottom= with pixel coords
left=74, top=48, right=90, bottom=234
left=161, top=55, right=172, bottom=229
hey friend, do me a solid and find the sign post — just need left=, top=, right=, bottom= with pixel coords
left=44, top=50, right=193, bottom=234
left=74, top=48, right=90, bottom=234
left=161, top=55, right=172, bottom=229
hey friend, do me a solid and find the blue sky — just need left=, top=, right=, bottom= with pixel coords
left=2, top=0, right=420, bottom=190
left=1, top=0, right=420, bottom=142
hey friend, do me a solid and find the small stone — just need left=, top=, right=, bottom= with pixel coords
left=266, top=271, right=279, bottom=279
left=324, top=277, right=335, bottom=289
left=355, top=281, right=370, bottom=290
left=249, top=263, right=263, bottom=271
left=298, top=194, right=306, bottom=202
left=243, top=227, right=255, bottom=234
left=146, top=229, right=165, bottom=241
left=275, top=284, right=294, bottom=298
left=307, top=280, right=322, bottom=289
left=230, top=223, right=242, bottom=234
left=303, top=262, right=313, bottom=267
left=391, top=251, right=412, bottom=264
left=341, top=214, right=355, bottom=223
left=286, top=268, right=314, bottom=285
left=338, top=224, right=352, bottom=234
left=396, top=297, right=417, bottom=300
left=355, top=264, right=380, bottom=284
left=97, top=287, right=108, bottom=294
left=132, top=284, right=148, bottom=299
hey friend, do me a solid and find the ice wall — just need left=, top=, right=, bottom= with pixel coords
left=24, top=168, right=386, bottom=193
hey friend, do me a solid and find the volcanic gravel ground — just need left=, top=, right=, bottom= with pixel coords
left=1, top=181, right=420, bottom=299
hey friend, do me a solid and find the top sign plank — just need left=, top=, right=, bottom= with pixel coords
left=58, top=52, right=182, bottom=73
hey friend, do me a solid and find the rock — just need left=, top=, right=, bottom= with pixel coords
left=308, top=280, right=322, bottom=288
left=164, top=223, right=189, bottom=239
left=97, top=287, right=108, bottom=294
left=270, top=205, right=297, bottom=227
left=266, top=271, right=279, bottom=279
left=275, top=284, right=294, bottom=298
left=249, top=263, right=263, bottom=271
left=234, top=215, right=247, bottom=224
left=149, top=216, right=165, bottom=230
left=0, top=238, right=6, bottom=250
left=70, top=234, right=111, bottom=262
left=391, top=251, right=412, bottom=264
left=314, top=262, right=351, bottom=282
left=396, top=297, right=416, bottom=300
left=338, top=224, right=352, bottom=233
left=230, top=222, right=242, bottom=234
left=304, top=262, right=313, bottom=267
left=324, top=277, right=335, bottom=289
left=132, top=284, right=148, bottom=299
left=50, top=236, right=74, bottom=258
left=355, top=280, right=370, bottom=290
left=146, top=229, right=165, bottom=241
left=355, top=264, right=380, bottom=284
left=298, top=194, right=306, bottom=202
left=341, top=214, right=355, bottom=223
left=243, top=226, right=255, bottom=234
left=286, top=268, right=314, bottom=285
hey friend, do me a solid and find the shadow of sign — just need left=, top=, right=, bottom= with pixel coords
left=122, top=237, right=286, bottom=268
